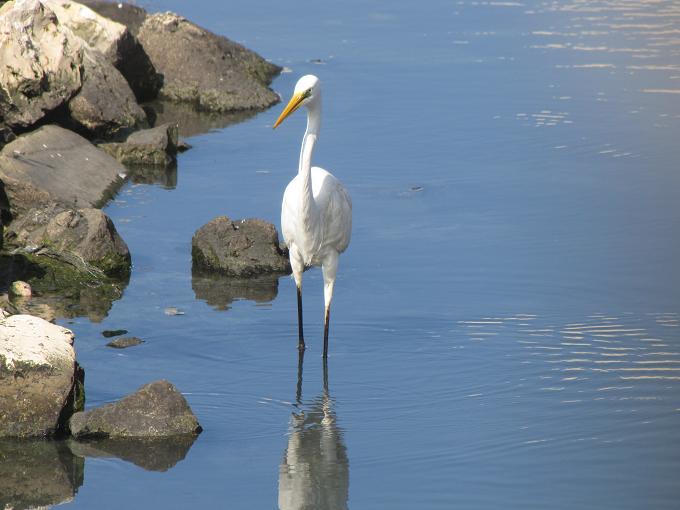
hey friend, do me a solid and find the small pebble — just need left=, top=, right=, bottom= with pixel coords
left=107, top=336, right=144, bottom=349
left=9, top=281, right=31, bottom=298
left=164, top=307, right=185, bottom=316
left=102, top=329, right=128, bottom=338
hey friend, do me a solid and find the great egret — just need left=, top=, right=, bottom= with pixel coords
left=273, top=75, right=352, bottom=358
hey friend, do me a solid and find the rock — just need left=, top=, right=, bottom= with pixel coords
left=77, top=0, right=148, bottom=36
left=0, top=314, right=84, bottom=438
left=0, top=0, right=148, bottom=136
left=7, top=207, right=131, bottom=277
left=99, top=123, right=178, bottom=167
left=9, top=280, right=31, bottom=297
left=163, top=306, right=184, bottom=316
left=102, top=328, right=127, bottom=337
left=192, top=216, right=291, bottom=277
left=67, top=52, right=147, bottom=138
left=0, top=439, right=84, bottom=509
left=69, top=379, right=201, bottom=438
left=106, top=335, right=143, bottom=348
left=0, top=125, right=126, bottom=220
left=137, top=12, right=280, bottom=112
left=43, top=0, right=161, bottom=101
left=0, top=0, right=83, bottom=130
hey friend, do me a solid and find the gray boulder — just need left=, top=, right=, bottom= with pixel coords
left=0, top=314, right=85, bottom=438
left=99, top=123, right=178, bottom=167
left=77, top=0, right=149, bottom=36
left=0, top=0, right=83, bottom=130
left=192, top=216, right=291, bottom=277
left=0, top=0, right=147, bottom=137
left=43, top=0, right=161, bottom=101
left=67, top=51, right=147, bottom=138
left=0, top=125, right=126, bottom=220
left=69, top=380, right=201, bottom=438
left=137, top=12, right=280, bottom=112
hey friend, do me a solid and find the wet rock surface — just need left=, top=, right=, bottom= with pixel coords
left=138, top=11, right=280, bottom=112
left=0, top=439, right=84, bottom=509
left=192, top=216, right=291, bottom=277
left=69, top=380, right=201, bottom=438
left=0, top=315, right=84, bottom=438
left=0, top=125, right=126, bottom=220
left=99, top=123, right=178, bottom=167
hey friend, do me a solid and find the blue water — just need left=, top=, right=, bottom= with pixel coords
left=36, top=0, right=680, bottom=508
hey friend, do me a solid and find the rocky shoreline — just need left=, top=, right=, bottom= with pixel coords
left=0, top=1, right=290, bottom=501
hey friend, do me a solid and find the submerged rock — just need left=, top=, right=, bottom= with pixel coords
left=9, top=280, right=31, bottom=297
left=102, top=328, right=127, bottom=338
left=0, top=125, right=126, bottom=220
left=192, top=216, right=291, bottom=277
left=106, top=335, right=143, bottom=348
left=137, top=11, right=280, bottom=112
left=69, top=379, right=201, bottom=438
left=0, top=314, right=84, bottom=438
left=99, top=123, right=178, bottom=167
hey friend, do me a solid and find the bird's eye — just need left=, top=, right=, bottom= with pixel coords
left=306, top=88, right=313, bottom=97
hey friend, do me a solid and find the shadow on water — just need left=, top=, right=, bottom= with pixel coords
left=191, top=269, right=281, bottom=311
left=278, top=355, right=349, bottom=510
left=128, top=161, right=178, bottom=190
left=0, top=435, right=199, bottom=508
left=145, top=100, right=261, bottom=139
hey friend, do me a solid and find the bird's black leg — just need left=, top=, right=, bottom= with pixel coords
left=323, top=306, right=330, bottom=358
left=296, top=347, right=305, bottom=404
left=297, top=285, right=305, bottom=351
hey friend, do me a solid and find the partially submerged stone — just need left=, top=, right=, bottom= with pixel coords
left=138, top=11, right=280, bottom=112
left=99, top=123, right=179, bottom=167
left=192, top=216, right=291, bottom=277
left=69, top=380, right=201, bottom=438
left=0, top=314, right=84, bottom=438
left=106, top=336, right=143, bottom=348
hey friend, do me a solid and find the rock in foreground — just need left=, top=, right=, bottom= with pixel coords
left=138, top=11, right=280, bottom=112
left=192, top=216, right=291, bottom=277
left=69, top=380, right=201, bottom=438
left=0, top=315, right=84, bottom=438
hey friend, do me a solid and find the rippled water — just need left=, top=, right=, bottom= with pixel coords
left=16, top=0, right=680, bottom=508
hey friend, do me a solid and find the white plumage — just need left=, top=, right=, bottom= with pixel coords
left=274, top=75, right=352, bottom=358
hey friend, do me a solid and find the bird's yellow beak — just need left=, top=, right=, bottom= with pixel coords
left=273, top=92, right=306, bottom=129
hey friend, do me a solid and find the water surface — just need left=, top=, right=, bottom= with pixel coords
left=34, top=0, right=680, bottom=508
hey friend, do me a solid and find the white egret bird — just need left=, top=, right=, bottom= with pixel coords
left=273, top=75, right=352, bottom=358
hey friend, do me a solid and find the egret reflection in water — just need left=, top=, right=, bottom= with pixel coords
left=278, top=355, right=349, bottom=510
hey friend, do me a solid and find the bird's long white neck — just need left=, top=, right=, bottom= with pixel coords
left=298, top=102, right=321, bottom=221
